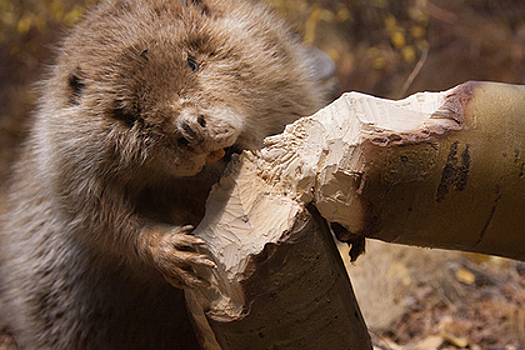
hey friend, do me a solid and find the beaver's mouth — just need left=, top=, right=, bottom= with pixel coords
left=205, top=149, right=226, bottom=164
left=204, top=137, right=247, bottom=165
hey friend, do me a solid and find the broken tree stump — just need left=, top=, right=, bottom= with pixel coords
left=185, top=158, right=372, bottom=349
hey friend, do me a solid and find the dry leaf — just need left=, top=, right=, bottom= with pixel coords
left=413, top=335, right=444, bottom=350
left=439, top=329, right=469, bottom=348
left=386, top=262, right=411, bottom=286
left=455, top=268, right=475, bottom=285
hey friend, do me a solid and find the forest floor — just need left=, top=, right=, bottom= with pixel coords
left=345, top=241, right=525, bottom=350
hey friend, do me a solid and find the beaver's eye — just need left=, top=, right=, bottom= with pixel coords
left=187, top=58, right=199, bottom=72
left=183, top=0, right=202, bottom=5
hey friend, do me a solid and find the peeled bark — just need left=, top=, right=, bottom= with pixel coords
left=185, top=81, right=525, bottom=349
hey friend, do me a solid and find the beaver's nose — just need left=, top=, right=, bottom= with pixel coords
left=177, top=114, right=207, bottom=149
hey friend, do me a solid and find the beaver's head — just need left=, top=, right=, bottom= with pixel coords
left=44, top=0, right=326, bottom=182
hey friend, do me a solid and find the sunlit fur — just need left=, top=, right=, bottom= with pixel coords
left=0, top=0, right=327, bottom=349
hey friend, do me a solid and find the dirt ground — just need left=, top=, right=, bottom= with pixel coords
left=343, top=241, right=525, bottom=349
left=1, top=0, right=525, bottom=349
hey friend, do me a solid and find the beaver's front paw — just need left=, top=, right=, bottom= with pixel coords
left=147, top=225, right=216, bottom=288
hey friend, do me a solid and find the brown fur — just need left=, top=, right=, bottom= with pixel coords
left=0, top=0, right=327, bottom=349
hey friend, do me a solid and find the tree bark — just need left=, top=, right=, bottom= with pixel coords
left=185, top=81, right=525, bottom=349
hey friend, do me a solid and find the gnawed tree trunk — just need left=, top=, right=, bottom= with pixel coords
left=186, top=81, right=525, bottom=349
left=301, top=80, right=525, bottom=260
left=185, top=162, right=372, bottom=349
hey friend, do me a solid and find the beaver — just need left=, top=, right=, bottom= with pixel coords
left=0, top=0, right=330, bottom=348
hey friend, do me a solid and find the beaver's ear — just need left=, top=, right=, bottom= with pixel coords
left=67, top=68, right=86, bottom=106
left=302, top=46, right=339, bottom=102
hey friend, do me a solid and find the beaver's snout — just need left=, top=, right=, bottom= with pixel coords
left=176, top=109, right=240, bottom=152
left=177, top=114, right=208, bottom=149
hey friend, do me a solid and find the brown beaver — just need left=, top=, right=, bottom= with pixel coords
left=0, top=0, right=329, bottom=348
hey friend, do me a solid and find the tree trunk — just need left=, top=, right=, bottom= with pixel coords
left=254, top=80, right=525, bottom=261
left=185, top=155, right=372, bottom=349
left=185, top=81, right=525, bottom=349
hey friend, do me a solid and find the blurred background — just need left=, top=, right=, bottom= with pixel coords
left=0, top=0, right=524, bottom=349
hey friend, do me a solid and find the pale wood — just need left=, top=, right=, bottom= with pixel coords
left=185, top=81, right=525, bottom=349
left=185, top=155, right=372, bottom=349
left=256, top=81, right=525, bottom=261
